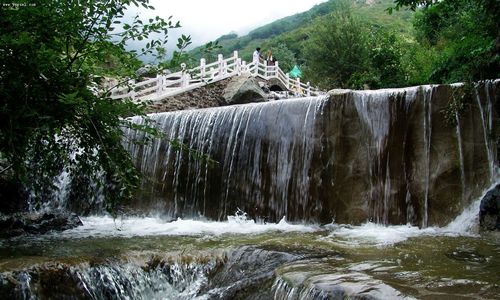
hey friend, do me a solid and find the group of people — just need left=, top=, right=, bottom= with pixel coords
left=253, top=47, right=275, bottom=66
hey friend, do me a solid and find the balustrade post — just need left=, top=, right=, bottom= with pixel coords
left=286, top=73, right=290, bottom=89
left=130, top=79, right=136, bottom=101
left=263, top=60, right=268, bottom=78
left=242, top=61, right=247, bottom=73
left=156, top=74, right=163, bottom=96
left=236, top=58, right=242, bottom=75
left=253, top=59, right=259, bottom=76
left=274, top=61, right=279, bottom=78
left=297, top=77, right=301, bottom=95
left=233, top=51, right=239, bottom=75
left=307, top=81, right=311, bottom=96
left=217, top=54, right=223, bottom=78
left=200, top=58, right=206, bottom=78
left=181, top=73, right=191, bottom=88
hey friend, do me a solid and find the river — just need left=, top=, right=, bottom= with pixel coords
left=1, top=195, right=499, bottom=299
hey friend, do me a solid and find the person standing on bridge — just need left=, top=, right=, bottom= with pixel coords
left=253, top=47, right=261, bottom=64
left=266, top=50, right=274, bottom=66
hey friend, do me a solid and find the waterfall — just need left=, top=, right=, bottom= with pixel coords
left=123, top=97, right=327, bottom=222
left=455, top=113, right=466, bottom=205
left=4, top=260, right=216, bottom=300
left=475, top=81, right=497, bottom=180
left=422, top=86, right=433, bottom=228
left=123, top=81, right=498, bottom=226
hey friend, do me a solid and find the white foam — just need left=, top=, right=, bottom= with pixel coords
left=321, top=200, right=483, bottom=247
left=57, top=215, right=318, bottom=239
left=48, top=180, right=498, bottom=245
left=322, top=213, right=479, bottom=248
left=322, top=223, right=439, bottom=247
left=443, top=199, right=481, bottom=234
left=321, top=182, right=500, bottom=247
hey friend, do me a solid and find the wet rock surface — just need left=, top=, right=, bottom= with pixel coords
left=204, top=246, right=299, bottom=300
left=0, top=246, right=411, bottom=300
left=125, top=81, right=499, bottom=226
left=480, top=184, right=500, bottom=231
left=2, top=243, right=494, bottom=300
left=0, top=247, right=301, bottom=300
left=0, top=212, right=83, bottom=238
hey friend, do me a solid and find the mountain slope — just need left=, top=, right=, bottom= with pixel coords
left=189, top=0, right=414, bottom=69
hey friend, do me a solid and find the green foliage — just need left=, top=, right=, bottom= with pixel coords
left=216, top=32, right=238, bottom=42
left=303, top=5, right=408, bottom=90
left=269, top=44, right=297, bottom=73
left=388, top=0, right=438, bottom=12
left=442, top=83, right=474, bottom=126
left=272, top=0, right=497, bottom=89
left=187, top=0, right=352, bottom=61
left=303, top=8, right=369, bottom=89
left=169, top=139, right=218, bottom=168
left=159, top=34, right=195, bottom=71
left=186, top=0, right=414, bottom=89
left=83, top=42, right=143, bottom=77
left=191, top=0, right=497, bottom=89
left=403, top=0, right=500, bottom=83
left=367, top=28, right=407, bottom=88
left=0, top=0, right=178, bottom=211
left=247, top=1, right=336, bottom=40
left=200, top=40, right=223, bottom=63
left=401, top=41, right=439, bottom=85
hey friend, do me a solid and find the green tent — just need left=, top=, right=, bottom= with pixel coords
left=289, top=65, right=302, bottom=78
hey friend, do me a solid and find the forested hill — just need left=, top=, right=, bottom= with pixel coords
left=189, top=0, right=413, bottom=65
left=188, top=0, right=498, bottom=91
left=245, top=0, right=336, bottom=40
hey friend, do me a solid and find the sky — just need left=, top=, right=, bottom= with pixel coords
left=129, top=0, right=327, bottom=55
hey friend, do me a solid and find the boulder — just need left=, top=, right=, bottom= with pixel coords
left=223, top=74, right=266, bottom=105
left=0, top=212, right=83, bottom=238
left=479, top=184, right=500, bottom=231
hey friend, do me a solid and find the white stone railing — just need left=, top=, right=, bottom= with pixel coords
left=109, top=51, right=323, bottom=102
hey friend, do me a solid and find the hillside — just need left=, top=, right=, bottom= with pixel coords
left=189, top=0, right=414, bottom=71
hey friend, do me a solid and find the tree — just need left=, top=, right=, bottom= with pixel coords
left=302, top=4, right=409, bottom=90
left=0, top=0, right=184, bottom=213
left=393, top=0, right=499, bottom=83
left=389, top=0, right=439, bottom=12
left=366, top=28, right=407, bottom=88
left=303, top=8, right=370, bottom=89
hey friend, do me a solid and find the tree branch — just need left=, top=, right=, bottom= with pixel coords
left=67, top=0, right=111, bottom=71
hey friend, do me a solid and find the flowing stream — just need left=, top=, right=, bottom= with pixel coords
left=1, top=81, right=498, bottom=299
left=1, top=194, right=499, bottom=299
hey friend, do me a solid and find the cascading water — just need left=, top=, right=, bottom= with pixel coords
left=123, top=97, right=328, bottom=222
left=422, top=86, right=433, bottom=228
left=475, top=81, right=497, bottom=180
left=123, top=81, right=498, bottom=226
